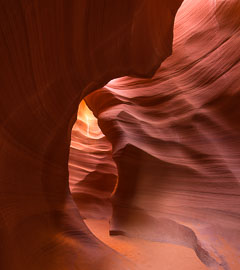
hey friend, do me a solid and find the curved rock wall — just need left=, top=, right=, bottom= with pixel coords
left=69, top=100, right=117, bottom=219
left=85, top=0, right=240, bottom=269
left=0, top=0, right=182, bottom=269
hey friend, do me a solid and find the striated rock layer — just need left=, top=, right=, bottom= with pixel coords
left=0, top=0, right=183, bottom=270
left=69, top=100, right=117, bottom=219
left=84, top=0, right=240, bottom=269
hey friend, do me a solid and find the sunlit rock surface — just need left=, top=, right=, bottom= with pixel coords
left=84, top=0, right=240, bottom=269
left=69, top=100, right=117, bottom=219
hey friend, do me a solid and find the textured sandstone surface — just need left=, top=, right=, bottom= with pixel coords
left=1, top=0, right=240, bottom=269
left=83, top=0, right=240, bottom=269
left=0, top=0, right=182, bottom=270
left=69, top=100, right=117, bottom=219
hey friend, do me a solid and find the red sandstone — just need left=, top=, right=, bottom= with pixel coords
left=1, top=0, right=240, bottom=270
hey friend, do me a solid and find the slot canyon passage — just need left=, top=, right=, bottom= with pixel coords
left=1, top=0, right=240, bottom=269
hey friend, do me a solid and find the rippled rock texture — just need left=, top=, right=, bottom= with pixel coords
left=0, top=0, right=182, bottom=270
left=84, top=0, right=240, bottom=269
left=69, top=100, right=117, bottom=219
left=1, top=0, right=240, bottom=269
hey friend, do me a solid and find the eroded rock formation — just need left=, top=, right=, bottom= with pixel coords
left=1, top=0, right=240, bottom=269
left=69, top=100, right=117, bottom=219
left=83, top=0, right=240, bottom=269
left=0, top=0, right=183, bottom=270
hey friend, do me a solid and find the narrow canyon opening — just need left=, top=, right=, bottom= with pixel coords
left=68, top=99, right=118, bottom=220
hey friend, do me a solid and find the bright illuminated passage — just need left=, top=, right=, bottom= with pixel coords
left=75, top=100, right=104, bottom=139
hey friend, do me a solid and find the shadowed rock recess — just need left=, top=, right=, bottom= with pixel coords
left=1, top=0, right=239, bottom=269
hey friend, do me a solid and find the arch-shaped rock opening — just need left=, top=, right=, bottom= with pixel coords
left=69, top=99, right=118, bottom=220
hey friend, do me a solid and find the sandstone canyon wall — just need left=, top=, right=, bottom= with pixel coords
left=69, top=100, right=117, bottom=219
left=84, top=0, right=240, bottom=269
left=0, top=1, right=182, bottom=270
left=1, top=0, right=240, bottom=270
